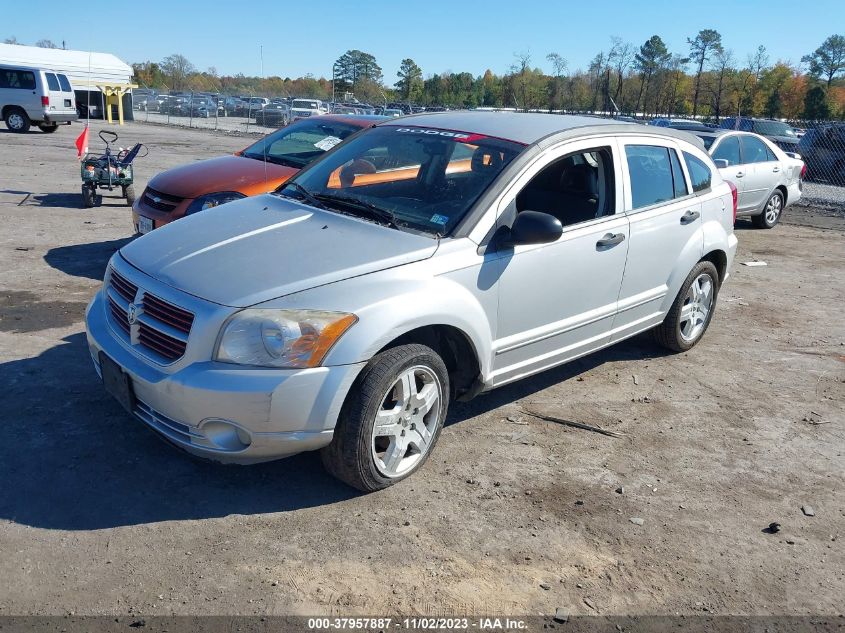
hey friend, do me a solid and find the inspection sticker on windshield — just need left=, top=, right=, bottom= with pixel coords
left=430, top=214, right=449, bottom=225
left=314, top=136, right=342, bottom=151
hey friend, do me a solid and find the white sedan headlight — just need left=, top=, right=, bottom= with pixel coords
left=215, top=309, right=357, bottom=368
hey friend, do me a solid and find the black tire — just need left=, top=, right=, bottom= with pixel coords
left=752, top=190, right=783, bottom=229
left=321, top=343, right=450, bottom=492
left=38, top=124, right=59, bottom=133
left=4, top=107, right=31, bottom=132
left=82, top=185, right=95, bottom=208
left=653, top=260, right=720, bottom=353
left=123, top=185, right=136, bottom=206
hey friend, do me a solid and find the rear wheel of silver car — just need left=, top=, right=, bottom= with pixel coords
left=653, top=261, right=719, bottom=353
left=753, top=191, right=783, bottom=229
left=4, top=107, right=30, bottom=133
left=321, top=344, right=449, bottom=492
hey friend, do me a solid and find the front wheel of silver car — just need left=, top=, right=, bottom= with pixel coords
left=653, top=260, right=720, bottom=353
left=321, top=344, right=449, bottom=492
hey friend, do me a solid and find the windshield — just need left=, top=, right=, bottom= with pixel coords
left=276, top=125, right=524, bottom=236
left=242, top=119, right=362, bottom=168
left=753, top=120, right=796, bottom=137
left=696, top=135, right=717, bottom=149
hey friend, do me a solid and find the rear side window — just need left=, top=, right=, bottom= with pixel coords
left=625, top=145, right=676, bottom=210
left=0, top=69, right=36, bottom=90
left=45, top=73, right=60, bottom=91
left=713, top=136, right=741, bottom=166
left=683, top=152, right=712, bottom=192
left=740, top=136, right=769, bottom=163
left=57, top=74, right=72, bottom=91
left=669, top=149, right=688, bottom=198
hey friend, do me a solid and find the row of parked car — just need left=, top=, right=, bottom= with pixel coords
left=132, top=91, right=410, bottom=127
left=646, top=116, right=844, bottom=186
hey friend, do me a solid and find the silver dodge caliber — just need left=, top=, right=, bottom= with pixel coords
left=86, top=112, right=738, bottom=491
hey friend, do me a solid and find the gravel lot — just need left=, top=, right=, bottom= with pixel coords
left=0, top=121, right=843, bottom=619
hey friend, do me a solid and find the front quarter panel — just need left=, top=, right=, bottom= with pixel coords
left=255, top=240, right=497, bottom=379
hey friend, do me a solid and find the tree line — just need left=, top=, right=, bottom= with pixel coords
left=8, top=30, right=844, bottom=121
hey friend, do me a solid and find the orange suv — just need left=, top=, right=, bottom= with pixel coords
left=132, top=115, right=384, bottom=234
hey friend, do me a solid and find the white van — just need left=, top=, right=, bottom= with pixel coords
left=0, top=64, right=78, bottom=133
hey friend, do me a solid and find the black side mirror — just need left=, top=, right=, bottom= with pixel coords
left=500, top=211, right=563, bottom=247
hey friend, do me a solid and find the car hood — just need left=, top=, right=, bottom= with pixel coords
left=119, top=194, right=438, bottom=307
left=146, top=155, right=297, bottom=199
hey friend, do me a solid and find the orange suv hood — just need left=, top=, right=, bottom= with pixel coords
left=147, top=155, right=298, bottom=199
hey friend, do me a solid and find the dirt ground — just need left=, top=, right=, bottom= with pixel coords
left=0, top=120, right=843, bottom=620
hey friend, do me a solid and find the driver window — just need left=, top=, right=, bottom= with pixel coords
left=515, top=147, right=615, bottom=227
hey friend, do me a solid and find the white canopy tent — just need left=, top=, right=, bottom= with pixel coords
left=0, top=43, right=132, bottom=86
left=0, top=43, right=135, bottom=121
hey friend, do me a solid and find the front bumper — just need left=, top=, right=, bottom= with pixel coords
left=131, top=195, right=191, bottom=233
left=85, top=290, right=365, bottom=463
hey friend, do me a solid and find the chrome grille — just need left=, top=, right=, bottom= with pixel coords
left=141, top=187, right=183, bottom=212
left=140, top=293, right=193, bottom=334
left=109, top=268, right=138, bottom=303
left=106, top=266, right=194, bottom=364
left=107, top=295, right=130, bottom=334
left=137, top=322, right=187, bottom=361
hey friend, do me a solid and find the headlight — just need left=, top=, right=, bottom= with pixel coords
left=185, top=191, right=246, bottom=215
left=215, top=309, right=358, bottom=368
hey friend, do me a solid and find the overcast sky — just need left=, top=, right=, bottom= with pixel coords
left=6, top=0, right=839, bottom=80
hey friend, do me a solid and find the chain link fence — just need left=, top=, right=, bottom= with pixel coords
left=787, top=120, right=845, bottom=213
left=127, top=90, right=845, bottom=210
left=131, top=91, right=291, bottom=136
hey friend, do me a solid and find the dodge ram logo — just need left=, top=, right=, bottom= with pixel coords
left=127, top=303, right=138, bottom=325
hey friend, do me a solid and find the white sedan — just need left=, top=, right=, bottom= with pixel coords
left=694, top=129, right=805, bottom=229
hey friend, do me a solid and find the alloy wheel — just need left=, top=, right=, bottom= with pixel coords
left=371, top=365, right=442, bottom=478
left=679, top=273, right=714, bottom=343
left=765, top=194, right=782, bottom=225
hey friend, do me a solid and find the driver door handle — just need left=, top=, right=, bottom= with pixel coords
left=772, top=166, right=780, bottom=173
left=680, top=210, right=700, bottom=225
left=596, top=233, right=625, bottom=248
left=735, top=171, right=745, bottom=178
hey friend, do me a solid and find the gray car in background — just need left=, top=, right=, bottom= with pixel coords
left=720, top=117, right=801, bottom=154
left=86, top=112, right=737, bottom=491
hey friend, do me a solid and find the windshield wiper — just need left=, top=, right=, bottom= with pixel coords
left=279, top=181, right=327, bottom=210
left=313, top=193, right=402, bottom=229
left=245, top=153, right=304, bottom=169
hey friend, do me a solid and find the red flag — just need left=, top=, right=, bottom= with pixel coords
left=75, top=124, right=89, bottom=160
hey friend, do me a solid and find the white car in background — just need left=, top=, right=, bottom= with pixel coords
left=290, top=98, right=325, bottom=121
left=694, top=129, right=804, bottom=229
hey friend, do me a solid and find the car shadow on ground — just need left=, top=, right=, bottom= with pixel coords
left=0, top=333, right=360, bottom=531
left=44, top=237, right=133, bottom=281
left=0, top=330, right=670, bottom=531
left=448, top=332, right=670, bottom=424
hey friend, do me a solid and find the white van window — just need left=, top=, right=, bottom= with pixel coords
left=58, top=74, right=72, bottom=91
left=45, top=73, right=60, bottom=91
left=0, top=69, right=36, bottom=90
